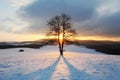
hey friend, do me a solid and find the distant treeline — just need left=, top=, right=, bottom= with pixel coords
left=67, top=40, right=120, bottom=55
left=0, top=39, right=49, bottom=49
left=0, top=39, right=58, bottom=49
left=0, top=43, right=43, bottom=49
left=0, top=39, right=120, bottom=55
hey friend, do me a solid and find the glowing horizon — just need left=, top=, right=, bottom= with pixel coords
left=0, top=31, right=119, bottom=42
left=0, top=0, right=120, bottom=42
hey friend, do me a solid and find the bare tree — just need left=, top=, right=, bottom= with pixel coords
left=47, top=14, right=76, bottom=56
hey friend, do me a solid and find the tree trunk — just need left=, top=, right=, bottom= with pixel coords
left=61, top=26, right=65, bottom=56
left=61, top=31, right=64, bottom=56
left=58, top=33, right=63, bottom=56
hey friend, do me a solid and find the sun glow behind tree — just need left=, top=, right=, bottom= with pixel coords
left=59, top=32, right=63, bottom=44
left=47, top=14, right=76, bottom=55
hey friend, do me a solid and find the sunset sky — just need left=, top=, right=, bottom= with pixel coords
left=0, top=0, right=120, bottom=41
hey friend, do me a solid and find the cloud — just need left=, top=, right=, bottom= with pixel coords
left=21, top=0, right=99, bottom=21
left=0, top=17, right=29, bottom=33
left=19, top=0, right=120, bottom=37
left=96, top=0, right=120, bottom=17
left=76, top=12, right=120, bottom=37
left=96, top=12, right=120, bottom=37
left=10, top=0, right=34, bottom=8
left=20, top=0, right=99, bottom=34
left=0, top=0, right=33, bottom=34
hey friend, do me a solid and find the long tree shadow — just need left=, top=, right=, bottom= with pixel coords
left=62, top=56, right=97, bottom=80
left=19, top=56, right=61, bottom=80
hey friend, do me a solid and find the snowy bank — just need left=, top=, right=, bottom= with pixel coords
left=0, top=45, right=120, bottom=80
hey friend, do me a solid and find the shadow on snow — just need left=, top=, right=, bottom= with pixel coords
left=62, top=56, right=97, bottom=80
left=9, top=55, right=98, bottom=80
left=19, top=56, right=61, bottom=80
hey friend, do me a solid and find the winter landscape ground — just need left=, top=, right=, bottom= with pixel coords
left=0, top=45, right=120, bottom=80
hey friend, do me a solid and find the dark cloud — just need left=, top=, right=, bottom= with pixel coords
left=20, top=0, right=120, bottom=38
left=82, top=12, right=120, bottom=37
left=96, top=12, right=120, bottom=37
left=22, top=0, right=98, bottom=21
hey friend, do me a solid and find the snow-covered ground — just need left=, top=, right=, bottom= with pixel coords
left=0, top=45, right=120, bottom=80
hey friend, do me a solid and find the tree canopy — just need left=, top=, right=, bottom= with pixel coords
left=47, top=13, right=76, bottom=55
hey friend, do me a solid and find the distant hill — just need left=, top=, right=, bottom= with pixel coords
left=67, top=40, right=120, bottom=55
left=0, top=39, right=120, bottom=55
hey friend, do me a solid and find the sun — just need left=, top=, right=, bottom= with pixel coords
left=59, top=33, right=63, bottom=44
